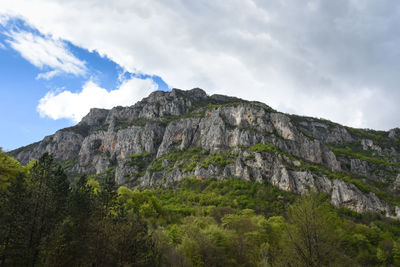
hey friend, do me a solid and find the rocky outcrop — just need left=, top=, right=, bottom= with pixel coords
left=11, top=130, right=84, bottom=164
left=389, top=128, right=400, bottom=140
left=9, top=88, right=400, bottom=218
left=350, top=159, right=370, bottom=176
left=330, top=179, right=393, bottom=216
left=361, top=139, right=382, bottom=152
left=291, top=116, right=354, bottom=143
left=80, top=108, right=109, bottom=127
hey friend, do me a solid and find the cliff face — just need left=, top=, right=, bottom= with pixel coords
left=10, top=88, right=400, bottom=217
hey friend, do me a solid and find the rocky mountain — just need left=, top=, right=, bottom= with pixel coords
left=9, top=88, right=400, bottom=217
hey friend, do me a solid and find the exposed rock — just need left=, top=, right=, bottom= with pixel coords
left=292, top=117, right=353, bottom=143
left=80, top=108, right=109, bottom=127
left=270, top=113, right=296, bottom=140
left=394, top=174, right=400, bottom=189
left=8, top=88, right=400, bottom=218
left=330, top=179, right=393, bottom=215
left=361, top=139, right=382, bottom=152
left=11, top=130, right=84, bottom=165
left=350, top=159, right=369, bottom=176
left=389, top=128, right=400, bottom=139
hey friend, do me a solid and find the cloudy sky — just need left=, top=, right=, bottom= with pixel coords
left=1, top=0, right=399, bottom=150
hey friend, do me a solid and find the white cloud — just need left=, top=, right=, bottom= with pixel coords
left=1, top=0, right=400, bottom=129
left=6, top=30, right=86, bottom=78
left=37, top=76, right=158, bottom=123
left=36, top=70, right=60, bottom=80
left=0, top=42, right=5, bottom=49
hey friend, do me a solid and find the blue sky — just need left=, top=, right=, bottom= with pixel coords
left=0, top=19, right=168, bottom=151
left=1, top=1, right=400, bottom=151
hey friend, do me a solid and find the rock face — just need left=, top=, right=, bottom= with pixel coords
left=9, top=88, right=400, bottom=217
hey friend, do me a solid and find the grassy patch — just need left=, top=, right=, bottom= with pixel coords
left=150, top=158, right=165, bottom=172
left=329, top=146, right=400, bottom=168
left=250, top=143, right=278, bottom=153
left=298, top=128, right=315, bottom=140
left=200, top=153, right=230, bottom=168
left=127, top=152, right=152, bottom=171
left=249, top=143, right=296, bottom=161
left=148, top=147, right=236, bottom=174
left=346, top=127, right=387, bottom=142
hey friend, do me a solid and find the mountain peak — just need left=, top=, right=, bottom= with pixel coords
left=9, top=88, right=400, bottom=218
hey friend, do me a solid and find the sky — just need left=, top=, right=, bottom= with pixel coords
left=0, top=0, right=400, bottom=151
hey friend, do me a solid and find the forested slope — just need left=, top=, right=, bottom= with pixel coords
left=2, top=148, right=400, bottom=266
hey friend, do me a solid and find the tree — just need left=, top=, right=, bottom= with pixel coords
left=45, top=175, right=95, bottom=266
left=0, top=173, right=30, bottom=266
left=277, top=192, right=352, bottom=267
left=25, top=153, right=70, bottom=266
left=221, top=209, right=267, bottom=266
left=0, top=148, right=24, bottom=190
left=0, top=153, right=70, bottom=266
left=81, top=173, right=157, bottom=266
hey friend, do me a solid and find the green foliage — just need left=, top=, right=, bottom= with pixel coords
left=298, top=128, right=315, bottom=140
left=184, top=161, right=198, bottom=172
left=0, top=153, right=71, bottom=266
left=0, top=153, right=157, bottom=266
left=87, top=178, right=100, bottom=194
left=324, top=141, right=400, bottom=204
left=148, top=148, right=205, bottom=173
left=346, top=127, right=387, bottom=143
left=88, top=166, right=117, bottom=186
left=277, top=192, right=352, bottom=266
left=300, top=163, right=399, bottom=206
left=154, top=178, right=295, bottom=222
left=249, top=142, right=296, bottom=161
left=0, top=148, right=25, bottom=190
left=2, top=152, right=400, bottom=266
left=127, top=151, right=151, bottom=171
left=200, top=153, right=229, bottom=168
left=148, top=187, right=400, bottom=266
left=150, top=158, right=165, bottom=172
left=330, top=146, right=400, bottom=168
left=250, top=143, right=278, bottom=153
left=0, top=173, right=30, bottom=266
left=60, top=157, right=78, bottom=170
left=114, top=118, right=161, bottom=130
left=147, top=147, right=234, bottom=174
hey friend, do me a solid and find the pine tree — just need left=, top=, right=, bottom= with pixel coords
left=0, top=174, right=30, bottom=266
left=25, top=153, right=70, bottom=266
left=45, top=175, right=94, bottom=266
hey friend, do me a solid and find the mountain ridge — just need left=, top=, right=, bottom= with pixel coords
left=9, top=88, right=400, bottom=217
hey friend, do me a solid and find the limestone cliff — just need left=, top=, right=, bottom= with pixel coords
left=10, top=88, right=400, bottom=217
